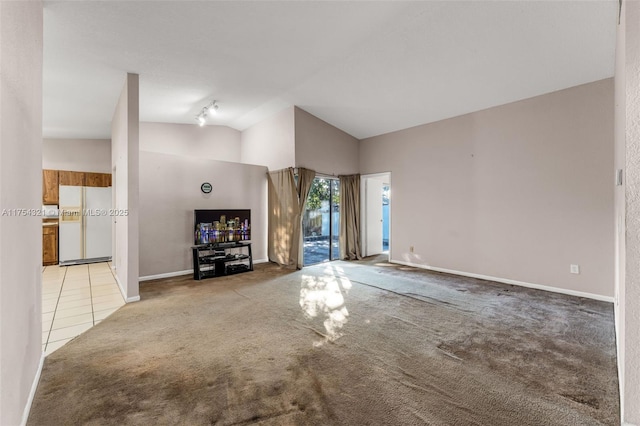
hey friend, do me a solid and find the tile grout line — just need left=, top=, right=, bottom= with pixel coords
left=106, top=261, right=119, bottom=295
left=90, top=262, right=123, bottom=323
left=44, top=265, right=68, bottom=351
left=44, top=265, right=68, bottom=348
left=41, top=265, right=47, bottom=351
left=88, top=264, right=95, bottom=326
left=46, top=263, right=119, bottom=354
left=45, top=262, right=120, bottom=354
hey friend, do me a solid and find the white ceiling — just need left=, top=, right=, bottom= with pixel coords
left=43, top=1, right=618, bottom=140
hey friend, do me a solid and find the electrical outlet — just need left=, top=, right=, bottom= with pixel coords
left=410, top=246, right=414, bottom=253
left=570, top=264, right=580, bottom=274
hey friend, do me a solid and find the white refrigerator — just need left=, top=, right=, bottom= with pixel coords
left=59, top=185, right=112, bottom=265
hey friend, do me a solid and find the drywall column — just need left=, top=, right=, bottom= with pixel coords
left=0, top=1, right=44, bottom=424
left=614, top=0, right=628, bottom=422
left=621, top=1, right=640, bottom=423
left=111, top=73, right=140, bottom=302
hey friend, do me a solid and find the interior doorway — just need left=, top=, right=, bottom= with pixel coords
left=362, top=173, right=391, bottom=259
left=303, top=177, right=340, bottom=266
left=383, top=184, right=390, bottom=252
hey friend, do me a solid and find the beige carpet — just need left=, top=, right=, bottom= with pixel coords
left=28, top=256, right=619, bottom=425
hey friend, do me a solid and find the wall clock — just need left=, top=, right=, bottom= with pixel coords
left=201, top=182, right=212, bottom=194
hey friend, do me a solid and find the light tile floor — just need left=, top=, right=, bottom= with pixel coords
left=42, top=262, right=124, bottom=355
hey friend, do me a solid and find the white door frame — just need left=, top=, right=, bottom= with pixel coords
left=361, top=172, right=391, bottom=260
left=111, top=165, right=117, bottom=271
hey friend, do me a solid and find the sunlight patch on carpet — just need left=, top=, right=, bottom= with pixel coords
left=299, top=272, right=351, bottom=347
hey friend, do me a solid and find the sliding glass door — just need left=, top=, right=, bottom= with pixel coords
left=331, top=179, right=340, bottom=260
left=303, top=177, right=340, bottom=266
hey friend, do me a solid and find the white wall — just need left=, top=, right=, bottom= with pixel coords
left=240, top=106, right=295, bottom=170
left=111, top=73, right=139, bottom=302
left=139, top=151, right=268, bottom=278
left=139, top=122, right=241, bottom=163
left=360, top=79, right=615, bottom=299
left=43, top=138, right=111, bottom=173
left=0, top=1, right=43, bottom=424
left=294, top=107, right=359, bottom=175
left=617, top=1, right=640, bottom=423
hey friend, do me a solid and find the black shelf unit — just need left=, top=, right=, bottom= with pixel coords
left=192, top=242, right=253, bottom=280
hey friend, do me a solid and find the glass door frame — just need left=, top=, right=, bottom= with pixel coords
left=301, top=175, right=340, bottom=266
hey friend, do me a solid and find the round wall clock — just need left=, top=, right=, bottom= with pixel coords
left=201, top=182, right=212, bottom=194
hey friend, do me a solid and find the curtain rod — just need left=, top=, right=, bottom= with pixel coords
left=294, top=167, right=337, bottom=178
left=315, top=172, right=339, bottom=179
left=269, top=167, right=357, bottom=179
left=313, top=172, right=360, bottom=179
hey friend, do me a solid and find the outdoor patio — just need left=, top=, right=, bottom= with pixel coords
left=303, top=237, right=335, bottom=266
left=304, top=237, right=388, bottom=265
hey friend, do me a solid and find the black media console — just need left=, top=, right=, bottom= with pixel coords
left=192, top=242, right=253, bottom=280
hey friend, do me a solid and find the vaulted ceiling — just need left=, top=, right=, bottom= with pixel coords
left=43, top=1, right=617, bottom=140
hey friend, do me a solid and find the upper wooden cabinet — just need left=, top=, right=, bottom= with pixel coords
left=85, top=172, right=112, bottom=188
left=42, top=169, right=59, bottom=204
left=59, top=170, right=85, bottom=186
left=44, top=170, right=112, bottom=203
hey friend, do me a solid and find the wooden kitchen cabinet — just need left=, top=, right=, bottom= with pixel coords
left=59, top=170, right=85, bottom=186
left=58, top=171, right=111, bottom=187
left=85, top=172, right=112, bottom=187
left=43, top=224, right=58, bottom=266
left=42, top=169, right=59, bottom=204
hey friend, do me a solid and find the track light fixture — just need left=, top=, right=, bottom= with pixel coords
left=195, top=100, right=218, bottom=127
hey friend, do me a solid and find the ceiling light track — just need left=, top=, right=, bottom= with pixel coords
left=195, top=100, right=218, bottom=127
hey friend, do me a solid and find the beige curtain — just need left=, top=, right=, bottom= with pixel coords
left=267, top=168, right=298, bottom=267
left=339, top=174, right=362, bottom=260
left=296, top=168, right=316, bottom=269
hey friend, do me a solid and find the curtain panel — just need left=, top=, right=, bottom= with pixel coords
left=339, top=174, right=362, bottom=260
left=295, top=168, right=316, bottom=269
left=267, top=167, right=316, bottom=269
left=267, top=168, right=298, bottom=268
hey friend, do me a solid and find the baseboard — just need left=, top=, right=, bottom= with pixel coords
left=20, top=352, right=45, bottom=426
left=113, top=272, right=126, bottom=300
left=390, top=260, right=614, bottom=303
left=112, top=273, right=140, bottom=303
left=139, top=261, right=270, bottom=282
left=59, top=256, right=111, bottom=267
left=614, top=302, right=624, bottom=423
left=139, top=269, right=192, bottom=282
